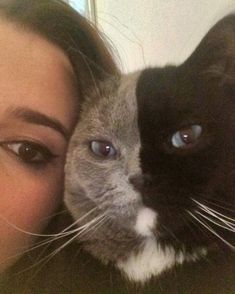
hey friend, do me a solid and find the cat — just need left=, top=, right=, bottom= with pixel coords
left=64, top=13, right=235, bottom=293
left=2, top=14, right=235, bottom=294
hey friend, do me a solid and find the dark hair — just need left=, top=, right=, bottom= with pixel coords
left=0, top=1, right=118, bottom=285
left=0, top=0, right=119, bottom=102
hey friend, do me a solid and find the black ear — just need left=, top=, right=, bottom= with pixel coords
left=185, top=14, right=235, bottom=88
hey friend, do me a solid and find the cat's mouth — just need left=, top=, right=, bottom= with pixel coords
left=133, top=205, right=199, bottom=249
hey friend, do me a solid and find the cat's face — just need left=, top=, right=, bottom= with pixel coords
left=65, top=15, right=235, bottom=282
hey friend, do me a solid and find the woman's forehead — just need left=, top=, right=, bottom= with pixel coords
left=0, top=17, right=73, bottom=74
left=0, top=17, right=78, bottom=133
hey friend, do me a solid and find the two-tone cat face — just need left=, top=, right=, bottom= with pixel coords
left=65, top=15, right=235, bottom=283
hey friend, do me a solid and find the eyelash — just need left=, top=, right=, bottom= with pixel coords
left=0, top=140, right=58, bottom=167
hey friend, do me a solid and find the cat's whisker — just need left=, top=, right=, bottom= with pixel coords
left=14, top=213, right=107, bottom=275
left=58, top=207, right=99, bottom=234
left=16, top=229, right=83, bottom=278
left=187, top=211, right=235, bottom=251
left=186, top=212, right=212, bottom=240
left=18, top=218, right=97, bottom=256
left=200, top=197, right=235, bottom=212
left=69, top=213, right=108, bottom=239
left=160, top=223, right=180, bottom=243
left=1, top=209, right=102, bottom=266
left=0, top=213, right=72, bottom=238
left=81, top=214, right=109, bottom=238
left=38, top=209, right=68, bottom=222
left=1, top=228, right=75, bottom=266
left=0, top=207, right=98, bottom=238
left=197, top=206, right=235, bottom=228
left=192, top=198, right=235, bottom=224
left=195, top=210, right=235, bottom=232
left=31, top=213, right=107, bottom=251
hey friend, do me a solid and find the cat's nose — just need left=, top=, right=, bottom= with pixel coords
left=129, top=173, right=153, bottom=192
left=129, top=174, right=148, bottom=191
left=129, top=174, right=144, bottom=191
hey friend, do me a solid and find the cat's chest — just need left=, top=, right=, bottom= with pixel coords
left=71, top=248, right=235, bottom=294
left=43, top=247, right=235, bottom=293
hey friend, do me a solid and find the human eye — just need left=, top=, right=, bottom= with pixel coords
left=0, top=140, right=58, bottom=166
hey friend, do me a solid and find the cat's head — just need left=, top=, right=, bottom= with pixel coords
left=64, top=15, right=235, bottom=282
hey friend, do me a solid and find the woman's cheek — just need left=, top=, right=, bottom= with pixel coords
left=0, top=158, right=64, bottom=272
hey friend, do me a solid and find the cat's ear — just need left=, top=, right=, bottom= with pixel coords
left=185, top=14, right=235, bottom=88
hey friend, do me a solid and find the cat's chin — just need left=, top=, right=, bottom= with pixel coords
left=134, top=207, right=157, bottom=237
left=117, top=205, right=210, bottom=283
left=133, top=206, right=210, bottom=252
left=116, top=238, right=207, bottom=283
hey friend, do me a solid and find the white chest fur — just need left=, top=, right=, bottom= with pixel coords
left=117, top=238, right=206, bottom=283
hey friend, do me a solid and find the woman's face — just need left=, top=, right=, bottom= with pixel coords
left=0, top=19, right=78, bottom=272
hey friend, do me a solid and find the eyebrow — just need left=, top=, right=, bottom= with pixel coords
left=7, top=106, right=70, bottom=140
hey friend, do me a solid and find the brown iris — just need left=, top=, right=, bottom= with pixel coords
left=0, top=141, right=55, bottom=163
left=18, top=143, right=39, bottom=161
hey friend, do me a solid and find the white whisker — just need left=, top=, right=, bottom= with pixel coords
left=202, top=198, right=235, bottom=212
left=1, top=209, right=102, bottom=267
left=195, top=210, right=235, bottom=232
left=198, top=206, right=235, bottom=229
left=187, top=211, right=235, bottom=251
left=0, top=207, right=98, bottom=238
left=192, top=199, right=235, bottom=224
left=68, top=213, right=108, bottom=240
left=81, top=214, right=109, bottom=238
left=16, top=230, right=82, bottom=276
left=15, top=213, right=107, bottom=275
left=0, top=231, right=74, bottom=268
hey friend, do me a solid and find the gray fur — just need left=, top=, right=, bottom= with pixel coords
left=64, top=71, right=145, bottom=263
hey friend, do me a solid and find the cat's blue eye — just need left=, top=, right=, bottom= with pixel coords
left=171, top=125, right=202, bottom=148
left=90, top=140, right=117, bottom=158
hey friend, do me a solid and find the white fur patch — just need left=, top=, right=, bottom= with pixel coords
left=117, top=239, right=177, bottom=282
left=135, top=207, right=157, bottom=237
left=117, top=238, right=207, bottom=283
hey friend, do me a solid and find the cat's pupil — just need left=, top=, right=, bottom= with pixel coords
left=171, top=125, right=202, bottom=148
left=101, top=144, right=111, bottom=156
left=180, top=129, right=196, bottom=144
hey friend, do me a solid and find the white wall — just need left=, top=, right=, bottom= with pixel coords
left=96, top=0, right=235, bottom=73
